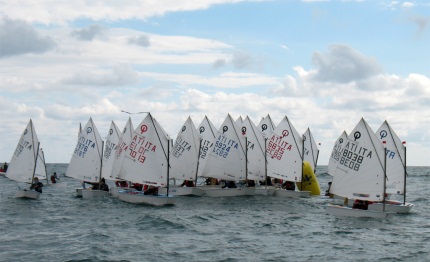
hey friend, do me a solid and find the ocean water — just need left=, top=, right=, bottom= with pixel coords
left=0, top=165, right=429, bottom=262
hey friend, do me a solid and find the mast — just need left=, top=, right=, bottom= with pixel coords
left=403, top=144, right=407, bottom=205
left=245, top=136, right=248, bottom=183
left=32, top=142, right=41, bottom=185
left=264, top=138, right=268, bottom=187
left=195, top=138, right=202, bottom=186
left=167, top=139, right=170, bottom=196
left=99, top=141, right=104, bottom=184
left=300, top=135, right=305, bottom=191
left=383, top=146, right=387, bottom=212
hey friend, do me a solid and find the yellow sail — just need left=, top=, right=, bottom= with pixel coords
left=296, top=161, right=321, bottom=195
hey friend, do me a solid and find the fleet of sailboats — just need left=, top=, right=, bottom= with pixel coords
left=4, top=114, right=414, bottom=218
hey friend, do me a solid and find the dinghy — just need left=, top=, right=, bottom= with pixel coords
left=326, top=118, right=396, bottom=218
left=160, top=116, right=203, bottom=196
left=65, top=118, right=108, bottom=198
left=201, top=114, right=247, bottom=197
left=6, top=119, right=47, bottom=200
left=116, top=113, right=176, bottom=206
left=367, top=121, right=413, bottom=213
left=266, top=116, right=312, bottom=198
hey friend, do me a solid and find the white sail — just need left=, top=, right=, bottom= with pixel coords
left=35, top=147, right=47, bottom=180
left=240, top=116, right=265, bottom=181
left=303, top=128, right=319, bottom=173
left=110, top=117, right=134, bottom=180
left=330, top=118, right=386, bottom=201
left=6, top=119, right=40, bottom=183
left=196, top=116, right=217, bottom=177
left=376, top=120, right=406, bottom=194
left=235, top=116, right=244, bottom=125
left=202, top=114, right=247, bottom=181
left=119, top=113, right=170, bottom=186
left=266, top=116, right=303, bottom=182
left=258, top=114, right=276, bottom=138
left=65, top=118, right=103, bottom=183
left=327, top=131, right=348, bottom=176
left=170, top=116, right=200, bottom=181
left=102, top=121, right=121, bottom=180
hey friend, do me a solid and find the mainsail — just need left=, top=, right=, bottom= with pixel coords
left=376, top=120, right=406, bottom=195
left=169, top=116, right=200, bottom=181
left=110, top=117, right=134, bottom=180
left=327, top=131, right=348, bottom=176
left=303, top=128, right=319, bottom=173
left=202, top=114, right=246, bottom=181
left=66, top=118, right=103, bottom=183
left=240, top=116, right=265, bottom=181
left=196, top=116, right=217, bottom=177
left=102, top=121, right=121, bottom=180
left=119, top=113, right=170, bottom=186
left=258, top=114, right=276, bottom=139
left=6, top=119, right=42, bottom=183
left=330, top=118, right=386, bottom=201
left=266, top=116, right=303, bottom=182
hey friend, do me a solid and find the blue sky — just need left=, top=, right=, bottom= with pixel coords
left=1, top=0, right=429, bottom=166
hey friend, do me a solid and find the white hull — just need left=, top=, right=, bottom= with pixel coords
left=245, top=187, right=276, bottom=196
left=118, top=191, right=176, bottom=206
left=326, top=204, right=395, bottom=218
left=109, top=187, right=130, bottom=198
left=202, top=187, right=246, bottom=197
left=0, top=171, right=6, bottom=177
left=15, top=189, right=40, bottom=200
left=158, top=186, right=204, bottom=196
left=82, top=189, right=109, bottom=199
left=274, top=189, right=311, bottom=198
left=368, top=201, right=413, bottom=214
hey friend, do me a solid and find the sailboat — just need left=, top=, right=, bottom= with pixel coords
left=326, top=118, right=396, bottom=218
left=159, top=116, right=204, bottom=196
left=258, top=114, right=276, bottom=139
left=116, top=113, right=175, bottom=206
left=367, top=121, right=413, bottom=213
left=6, top=119, right=47, bottom=200
left=202, top=114, right=247, bottom=197
left=101, top=121, right=121, bottom=181
left=109, top=117, right=134, bottom=197
left=302, top=128, right=319, bottom=173
left=240, top=116, right=275, bottom=196
left=66, top=118, right=107, bottom=198
left=266, top=116, right=311, bottom=198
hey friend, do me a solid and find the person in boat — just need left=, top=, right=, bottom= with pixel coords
left=131, top=183, right=143, bottom=191
left=30, top=177, right=44, bottom=193
left=98, top=178, right=109, bottom=192
left=282, top=181, right=295, bottom=191
left=222, top=181, right=237, bottom=188
left=325, top=182, right=333, bottom=197
left=115, top=180, right=129, bottom=188
left=180, top=180, right=195, bottom=187
left=246, top=180, right=255, bottom=187
left=143, top=185, right=159, bottom=195
left=50, top=173, right=57, bottom=184
left=260, top=177, right=273, bottom=186
left=3, top=162, right=8, bottom=172
left=352, top=199, right=369, bottom=210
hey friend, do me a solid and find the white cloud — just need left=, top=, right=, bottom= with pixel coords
left=71, top=25, right=107, bottom=41
left=0, top=18, right=56, bottom=58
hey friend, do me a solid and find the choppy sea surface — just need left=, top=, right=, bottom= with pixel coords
left=0, top=164, right=429, bottom=262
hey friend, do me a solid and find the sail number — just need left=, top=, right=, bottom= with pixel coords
left=213, top=141, right=231, bottom=158
left=339, top=149, right=363, bottom=171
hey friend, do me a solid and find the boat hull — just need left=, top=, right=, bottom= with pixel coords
left=202, top=188, right=246, bottom=197
left=326, top=204, right=395, bottom=218
left=82, top=189, right=109, bottom=199
left=367, top=201, right=413, bottom=214
left=245, top=187, right=276, bottom=196
left=118, top=191, right=176, bottom=206
left=76, top=188, right=83, bottom=197
left=158, top=186, right=204, bottom=196
left=274, top=189, right=311, bottom=198
left=15, top=189, right=40, bottom=200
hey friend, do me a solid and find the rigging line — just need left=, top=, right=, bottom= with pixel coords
left=363, top=120, right=385, bottom=173
left=287, top=117, right=303, bottom=159
left=229, top=115, right=246, bottom=155
left=205, top=116, right=216, bottom=138
left=386, top=122, right=406, bottom=169
left=248, top=118, right=265, bottom=155
left=148, top=113, right=169, bottom=162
